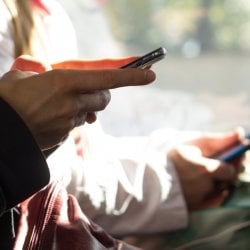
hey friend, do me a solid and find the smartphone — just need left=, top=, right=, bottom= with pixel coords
left=212, top=134, right=250, bottom=162
left=217, top=142, right=250, bottom=162
left=120, top=47, right=167, bottom=69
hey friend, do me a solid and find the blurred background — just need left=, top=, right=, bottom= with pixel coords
left=58, top=0, right=250, bottom=137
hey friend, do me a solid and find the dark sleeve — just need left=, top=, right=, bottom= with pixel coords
left=0, top=98, right=50, bottom=215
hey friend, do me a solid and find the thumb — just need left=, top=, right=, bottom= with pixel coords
left=208, top=127, right=245, bottom=158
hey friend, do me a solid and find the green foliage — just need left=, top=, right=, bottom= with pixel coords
left=105, top=0, right=250, bottom=54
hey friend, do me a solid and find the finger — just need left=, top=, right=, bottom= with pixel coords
left=173, top=147, right=237, bottom=182
left=74, top=113, right=87, bottom=127
left=209, top=131, right=244, bottom=160
left=44, top=68, right=156, bottom=92
left=11, top=55, right=51, bottom=73
left=199, top=128, right=244, bottom=156
left=52, top=57, right=138, bottom=70
left=0, top=70, right=37, bottom=82
left=208, top=160, right=236, bottom=182
left=237, top=163, right=245, bottom=173
left=86, top=112, right=97, bottom=124
left=77, top=90, right=111, bottom=113
left=211, top=128, right=244, bottom=151
left=191, top=191, right=229, bottom=210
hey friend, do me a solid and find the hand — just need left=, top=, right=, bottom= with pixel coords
left=11, top=55, right=153, bottom=124
left=0, top=56, right=155, bottom=149
left=168, top=129, right=244, bottom=210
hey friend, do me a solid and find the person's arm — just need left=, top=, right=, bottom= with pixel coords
left=0, top=98, right=49, bottom=214
left=95, top=128, right=241, bottom=235
left=0, top=56, right=155, bottom=214
left=50, top=126, right=242, bottom=236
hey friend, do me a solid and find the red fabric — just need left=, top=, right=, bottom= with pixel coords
left=13, top=181, right=141, bottom=250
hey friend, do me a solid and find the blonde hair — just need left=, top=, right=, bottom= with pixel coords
left=3, top=0, right=34, bottom=57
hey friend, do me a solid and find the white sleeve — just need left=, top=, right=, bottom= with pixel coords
left=47, top=123, right=189, bottom=236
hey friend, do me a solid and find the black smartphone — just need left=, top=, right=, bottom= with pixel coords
left=212, top=133, right=250, bottom=162
left=120, top=47, right=167, bottom=69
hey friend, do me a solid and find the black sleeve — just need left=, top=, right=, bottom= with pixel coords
left=0, top=98, right=50, bottom=215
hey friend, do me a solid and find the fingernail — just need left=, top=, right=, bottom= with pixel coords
left=146, top=70, right=156, bottom=82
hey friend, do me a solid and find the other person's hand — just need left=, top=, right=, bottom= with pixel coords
left=169, top=129, right=244, bottom=210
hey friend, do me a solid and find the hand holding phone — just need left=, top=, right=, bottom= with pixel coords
left=121, top=47, right=167, bottom=69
